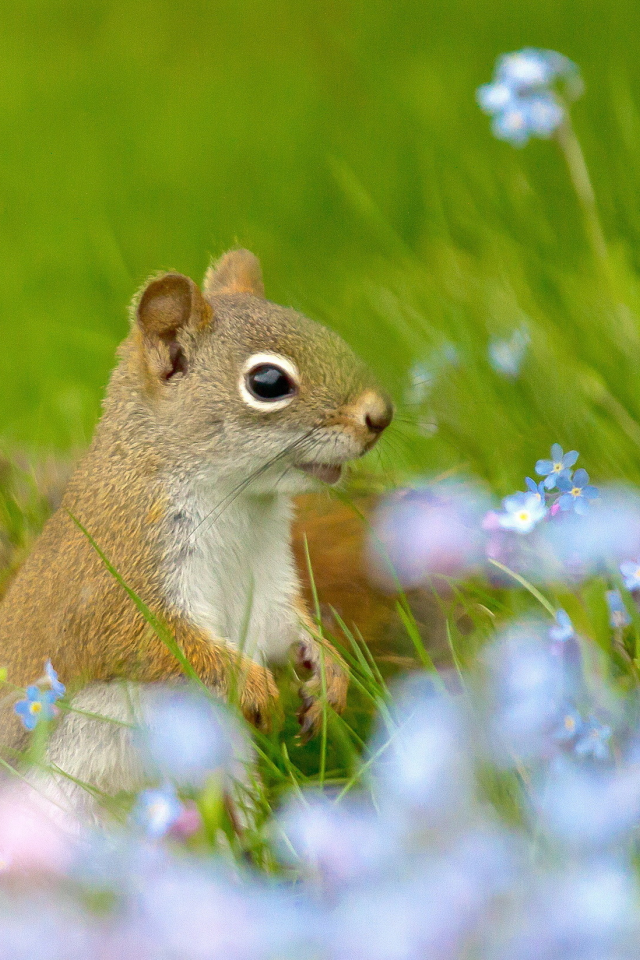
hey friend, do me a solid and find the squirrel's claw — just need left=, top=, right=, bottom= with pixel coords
left=296, top=687, right=323, bottom=743
left=295, top=636, right=349, bottom=742
left=238, top=660, right=281, bottom=732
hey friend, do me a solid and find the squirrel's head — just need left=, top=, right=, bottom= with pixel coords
left=123, top=249, right=392, bottom=493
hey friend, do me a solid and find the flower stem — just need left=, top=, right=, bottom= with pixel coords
left=555, top=116, right=609, bottom=266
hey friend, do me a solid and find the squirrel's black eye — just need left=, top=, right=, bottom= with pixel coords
left=246, top=363, right=297, bottom=402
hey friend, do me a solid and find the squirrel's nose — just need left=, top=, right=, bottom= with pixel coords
left=359, top=390, right=394, bottom=436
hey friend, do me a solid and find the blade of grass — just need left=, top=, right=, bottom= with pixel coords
left=302, top=534, right=328, bottom=787
left=488, top=558, right=556, bottom=617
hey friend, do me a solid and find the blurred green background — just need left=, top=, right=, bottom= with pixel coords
left=2, top=0, right=640, bottom=494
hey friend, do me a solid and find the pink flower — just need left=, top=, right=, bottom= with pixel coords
left=168, top=800, right=202, bottom=840
left=0, top=782, right=79, bottom=875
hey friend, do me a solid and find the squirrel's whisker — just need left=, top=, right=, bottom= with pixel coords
left=191, top=428, right=320, bottom=543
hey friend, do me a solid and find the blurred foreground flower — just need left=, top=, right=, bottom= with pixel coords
left=370, top=676, right=474, bottom=829
left=133, top=784, right=184, bottom=839
left=543, top=487, right=640, bottom=575
left=606, top=589, right=631, bottom=629
left=619, top=557, right=640, bottom=591
left=0, top=783, right=78, bottom=875
left=44, top=660, right=65, bottom=698
left=548, top=609, right=574, bottom=643
left=2, top=640, right=640, bottom=959
left=277, top=794, right=391, bottom=887
left=137, top=688, right=244, bottom=790
left=485, top=626, right=566, bottom=764
left=368, top=482, right=491, bottom=588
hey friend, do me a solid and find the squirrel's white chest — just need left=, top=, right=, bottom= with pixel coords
left=162, top=483, right=301, bottom=663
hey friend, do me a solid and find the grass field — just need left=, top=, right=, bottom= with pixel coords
left=1, top=0, right=640, bottom=494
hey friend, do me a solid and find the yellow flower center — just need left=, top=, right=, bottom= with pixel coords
left=564, top=716, right=575, bottom=732
left=518, top=511, right=530, bottom=522
left=553, top=463, right=563, bottom=472
left=29, top=701, right=42, bottom=715
left=571, top=487, right=581, bottom=497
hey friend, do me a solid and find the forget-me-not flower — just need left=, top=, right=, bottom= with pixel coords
left=490, top=93, right=565, bottom=147
left=549, top=609, right=574, bottom=643
left=488, top=327, right=530, bottom=378
left=44, top=660, right=65, bottom=698
left=535, top=444, right=579, bottom=490
left=133, top=784, right=184, bottom=839
left=557, top=468, right=598, bottom=514
left=620, top=559, right=640, bottom=592
left=497, top=491, right=547, bottom=533
left=137, top=689, right=239, bottom=790
left=574, top=716, right=612, bottom=761
left=606, top=589, right=631, bottom=629
left=525, top=477, right=546, bottom=500
left=553, top=704, right=584, bottom=744
left=14, top=686, right=58, bottom=731
left=495, top=49, right=578, bottom=92
left=477, top=49, right=581, bottom=147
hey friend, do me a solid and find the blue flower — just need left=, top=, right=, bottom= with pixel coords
left=495, top=48, right=578, bottom=93
left=574, top=716, right=612, bottom=761
left=525, top=477, right=547, bottom=500
left=549, top=609, right=574, bottom=643
left=477, top=49, right=581, bottom=147
left=490, top=93, right=565, bottom=146
left=535, top=444, right=579, bottom=490
left=620, top=558, right=640, bottom=592
left=605, top=589, right=631, bottom=629
left=553, top=704, right=584, bottom=744
left=497, top=491, right=547, bottom=533
left=488, top=327, right=530, bottom=378
left=44, top=660, right=65, bottom=699
left=557, top=468, right=599, bottom=514
left=14, top=685, right=58, bottom=730
left=132, top=783, right=184, bottom=838
left=137, top=689, right=239, bottom=789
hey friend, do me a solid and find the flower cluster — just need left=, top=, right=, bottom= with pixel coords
left=14, top=660, right=65, bottom=731
left=477, top=48, right=582, bottom=146
left=494, top=443, right=598, bottom=533
left=370, top=445, right=604, bottom=592
left=2, top=644, right=639, bottom=959
left=541, top=610, right=613, bottom=760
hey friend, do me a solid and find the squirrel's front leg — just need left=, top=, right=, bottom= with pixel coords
left=128, top=615, right=281, bottom=732
left=294, top=599, right=349, bottom=741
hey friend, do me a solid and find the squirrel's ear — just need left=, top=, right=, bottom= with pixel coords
left=203, top=249, right=265, bottom=299
left=135, top=272, right=213, bottom=381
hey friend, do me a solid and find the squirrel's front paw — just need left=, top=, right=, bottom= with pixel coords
left=237, top=659, right=281, bottom=732
left=296, top=639, right=349, bottom=742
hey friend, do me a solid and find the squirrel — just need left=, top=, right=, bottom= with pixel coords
left=0, top=248, right=392, bottom=807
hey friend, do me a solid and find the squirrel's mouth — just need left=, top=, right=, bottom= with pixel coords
left=296, top=462, right=343, bottom=485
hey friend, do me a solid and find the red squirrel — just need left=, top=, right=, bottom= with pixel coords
left=0, top=249, right=392, bottom=808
